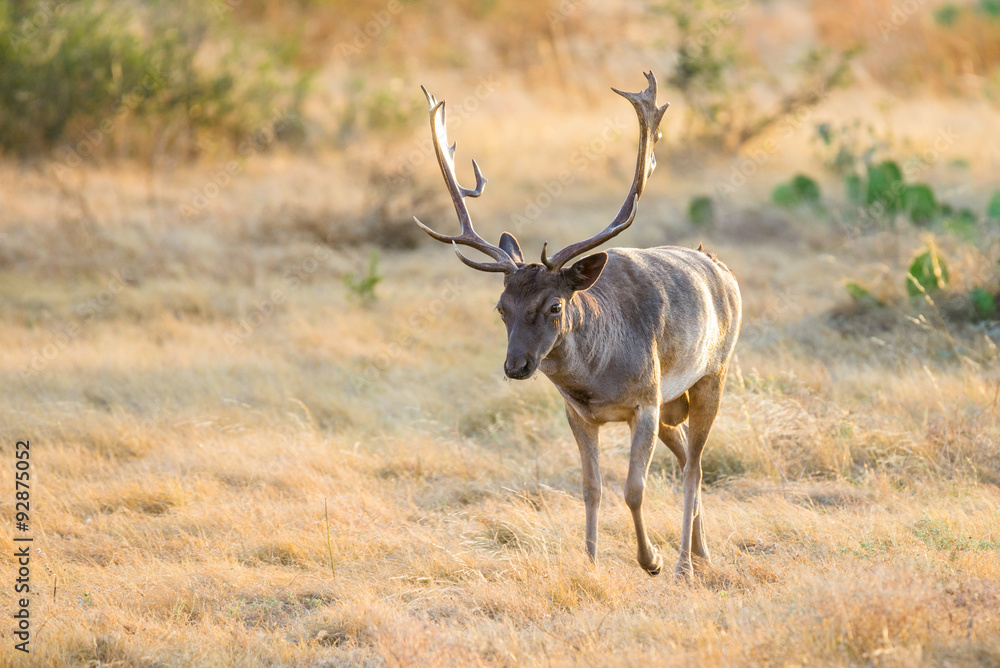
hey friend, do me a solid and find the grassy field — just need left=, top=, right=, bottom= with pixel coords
left=3, top=0, right=1000, bottom=665
left=2, top=154, right=999, bottom=665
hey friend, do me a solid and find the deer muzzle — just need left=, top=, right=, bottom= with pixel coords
left=504, top=356, right=536, bottom=380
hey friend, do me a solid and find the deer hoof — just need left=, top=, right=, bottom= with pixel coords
left=673, top=561, right=694, bottom=582
left=642, top=552, right=663, bottom=576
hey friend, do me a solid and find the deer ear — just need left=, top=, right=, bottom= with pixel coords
left=499, top=232, right=524, bottom=264
left=563, top=252, right=608, bottom=292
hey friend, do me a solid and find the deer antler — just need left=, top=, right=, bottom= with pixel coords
left=541, top=71, right=669, bottom=272
left=412, top=86, right=518, bottom=274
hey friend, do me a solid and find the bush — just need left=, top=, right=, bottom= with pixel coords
left=688, top=196, right=714, bottom=227
left=772, top=174, right=821, bottom=208
left=906, top=245, right=950, bottom=297
left=902, top=184, right=937, bottom=226
left=865, top=160, right=904, bottom=214
left=987, top=190, right=1000, bottom=221
left=344, top=251, right=383, bottom=305
left=970, top=287, right=998, bottom=320
left=942, top=208, right=978, bottom=241
left=0, top=0, right=306, bottom=159
left=845, top=281, right=885, bottom=308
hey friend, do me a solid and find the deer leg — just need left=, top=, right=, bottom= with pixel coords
left=658, top=393, right=689, bottom=469
left=659, top=394, right=711, bottom=563
left=625, top=405, right=663, bottom=575
left=676, top=373, right=724, bottom=580
left=565, top=403, right=602, bottom=564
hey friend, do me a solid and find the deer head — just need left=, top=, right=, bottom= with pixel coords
left=413, top=72, right=669, bottom=379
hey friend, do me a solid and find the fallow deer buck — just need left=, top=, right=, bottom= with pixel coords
left=413, top=72, right=741, bottom=579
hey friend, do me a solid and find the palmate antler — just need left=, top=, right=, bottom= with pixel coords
left=541, top=71, right=669, bottom=272
left=411, top=86, right=518, bottom=274
left=414, top=72, right=668, bottom=274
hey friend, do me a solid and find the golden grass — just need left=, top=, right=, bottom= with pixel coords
left=1, top=149, right=999, bottom=665
left=3, top=3, right=1000, bottom=659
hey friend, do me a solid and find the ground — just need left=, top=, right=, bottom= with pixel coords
left=2, top=0, right=1000, bottom=664
left=1, top=147, right=998, bottom=665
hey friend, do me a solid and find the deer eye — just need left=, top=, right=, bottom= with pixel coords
left=549, top=302, right=562, bottom=315
left=496, top=306, right=506, bottom=319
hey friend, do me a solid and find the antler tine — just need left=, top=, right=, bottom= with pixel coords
left=413, top=85, right=517, bottom=274
left=542, top=71, right=669, bottom=272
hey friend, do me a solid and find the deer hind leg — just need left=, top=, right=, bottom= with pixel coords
left=675, top=373, right=725, bottom=580
left=565, top=403, right=602, bottom=565
left=625, top=405, right=664, bottom=575
left=659, top=393, right=710, bottom=564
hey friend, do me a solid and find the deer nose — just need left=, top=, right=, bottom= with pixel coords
left=504, top=358, right=533, bottom=380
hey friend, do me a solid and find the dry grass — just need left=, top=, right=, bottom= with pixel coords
left=1, top=151, right=999, bottom=665
left=3, top=2, right=1000, bottom=665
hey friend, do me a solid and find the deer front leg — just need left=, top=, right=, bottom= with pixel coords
left=625, top=404, right=663, bottom=575
left=565, top=403, right=602, bottom=564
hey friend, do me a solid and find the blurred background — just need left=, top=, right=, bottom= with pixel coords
left=2, top=1, right=1000, bottom=663
left=2, top=0, right=1000, bottom=309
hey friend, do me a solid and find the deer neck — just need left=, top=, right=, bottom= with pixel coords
left=539, top=289, right=619, bottom=383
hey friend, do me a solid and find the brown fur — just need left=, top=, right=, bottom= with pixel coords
left=497, top=246, right=741, bottom=578
left=415, top=72, right=741, bottom=578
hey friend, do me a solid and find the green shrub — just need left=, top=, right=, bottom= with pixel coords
left=772, top=173, right=821, bottom=208
left=942, top=208, right=978, bottom=241
left=845, top=173, right=865, bottom=205
left=688, top=195, right=714, bottom=227
left=845, top=281, right=885, bottom=307
left=865, top=160, right=904, bottom=213
left=0, top=0, right=306, bottom=159
left=987, top=190, right=1000, bottom=221
left=970, top=287, right=998, bottom=320
left=902, top=184, right=937, bottom=226
left=906, top=245, right=950, bottom=297
left=934, top=4, right=961, bottom=25
left=772, top=183, right=797, bottom=207
left=344, top=251, right=383, bottom=305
